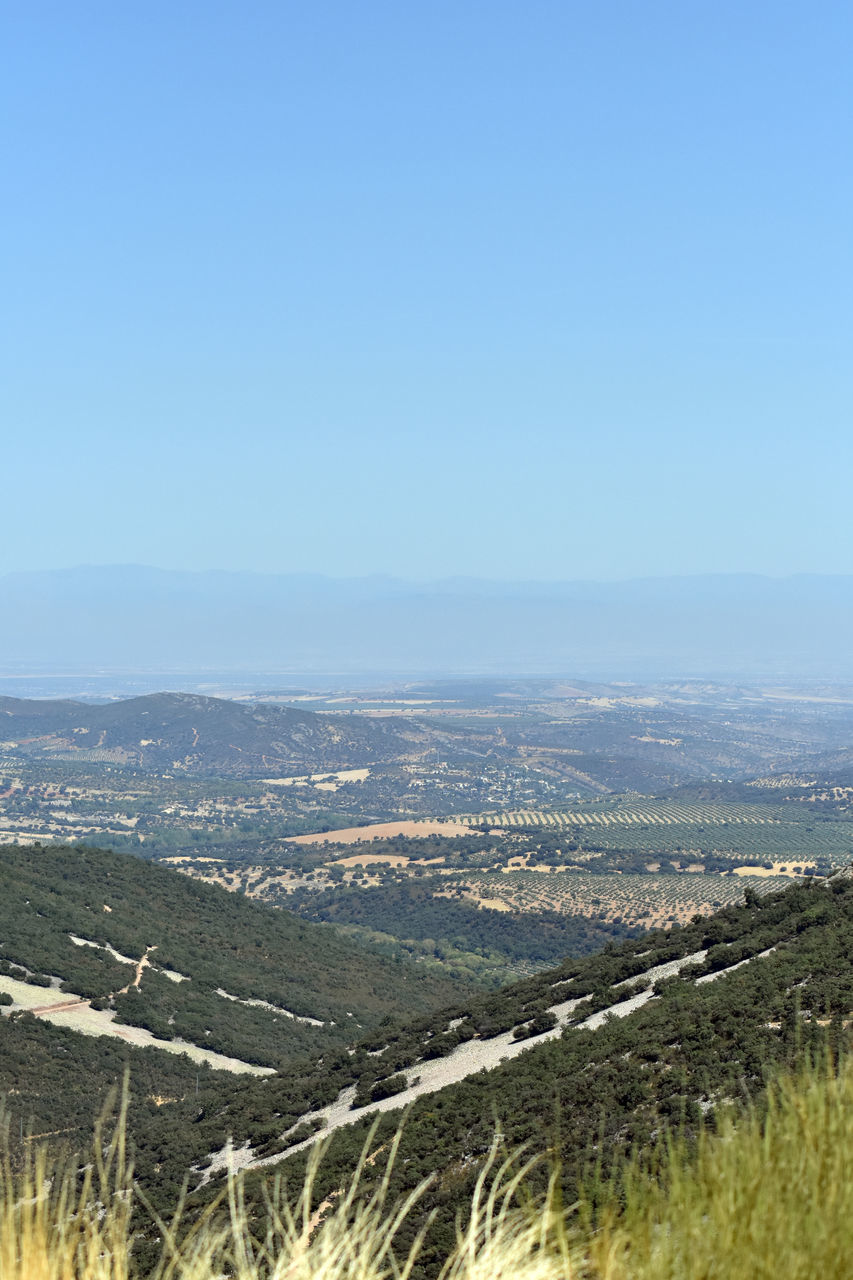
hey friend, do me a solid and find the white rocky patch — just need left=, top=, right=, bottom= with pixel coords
left=215, top=988, right=324, bottom=1026
left=69, top=935, right=137, bottom=966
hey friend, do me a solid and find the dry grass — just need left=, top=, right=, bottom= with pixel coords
left=590, top=1059, right=853, bottom=1280
left=3, top=1060, right=853, bottom=1279
left=0, top=1093, right=133, bottom=1280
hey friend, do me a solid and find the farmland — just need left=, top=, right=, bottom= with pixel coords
left=455, top=870, right=791, bottom=928
left=3, top=679, right=853, bottom=983
left=162, top=782, right=853, bottom=980
left=462, top=799, right=787, bottom=828
left=456, top=797, right=853, bottom=865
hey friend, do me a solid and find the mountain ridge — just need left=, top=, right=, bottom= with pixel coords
left=4, top=566, right=853, bottom=676
left=0, top=690, right=429, bottom=776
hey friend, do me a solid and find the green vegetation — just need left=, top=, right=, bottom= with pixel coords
left=0, top=1010, right=229, bottom=1168
left=0, top=842, right=471, bottom=1155
left=49, top=870, right=839, bottom=1242
left=4, top=682, right=853, bottom=1276
left=4, top=1058, right=852, bottom=1279
left=588, top=1059, right=853, bottom=1279
left=293, top=878, right=638, bottom=983
left=0, top=843, right=467, bottom=1045
left=218, top=874, right=852, bottom=1277
left=6, top=682, right=853, bottom=866
left=2, top=855, right=853, bottom=1277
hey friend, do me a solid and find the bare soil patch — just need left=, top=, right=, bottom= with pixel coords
left=732, top=861, right=814, bottom=877
left=0, top=974, right=271, bottom=1074
left=287, top=819, right=467, bottom=846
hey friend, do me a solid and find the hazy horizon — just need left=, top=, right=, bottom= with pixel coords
left=3, top=566, right=853, bottom=692
left=5, top=563, right=853, bottom=586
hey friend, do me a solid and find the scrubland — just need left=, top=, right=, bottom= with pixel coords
left=3, top=1057, right=851, bottom=1280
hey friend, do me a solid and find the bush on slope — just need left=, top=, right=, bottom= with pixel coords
left=2, top=1058, right=853, bottom=1279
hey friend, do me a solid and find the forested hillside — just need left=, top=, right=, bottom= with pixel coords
left=3, top=842, right=852, bottom=1280
left=294, top=878, right=637, bottom=982
left=158, top=873, right=852, bottom=1278
left=0, top=843, right=469, bottom=1151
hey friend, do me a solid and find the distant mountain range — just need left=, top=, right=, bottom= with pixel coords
left=2, top=566, right=853, bottom=677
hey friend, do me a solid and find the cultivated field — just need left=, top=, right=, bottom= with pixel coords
left=287, top=819, right=469, bottom=845
left=458, top=800, right=853, bottom=864
left=462, top=800, right=789, bottom=828
left=454, top=870, right=791, bottom=927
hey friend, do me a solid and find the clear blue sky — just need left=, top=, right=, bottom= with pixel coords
left=3, top=1, right=851, bottom=581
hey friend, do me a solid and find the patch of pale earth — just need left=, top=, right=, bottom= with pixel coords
left=155, top=966, right=189, bottom=983
left=579, top=990, right=657, bottom=1029
left=0, top=972, right=270, bottom=1072
left=162, top=856, right=224, bottom=864
left=566, top=952, right=707, bottom=1031
left=154, top=1036, right=274, bottom=1075
left=455, top=886, right=512, bottom=912
left=583, top=696, right=659, bottom=709
left=195, top=1137, right=256, bottom=1188
left=263, top=768, right=370, bottom=787
left=0, top=829, right=60, bottom=843
left=695, top=947, right=777, bottom=985
left=632, top=735, right=683, bottom=745
left=190, top=871, right=243, bottom=891
left=0, top=976, right=74, bottom=1010
left=339, top=699, right=447, bottom=706
left=732, top=863, right=813, bottom=877
left=215, top=988, right=324, bottom=1026
left=249, top=995, right=595, bottom=1170
left=614, top=950, right=708, bottom=993
left=288, top=819, right=467, bottom=846
left=69, top=935, right=137, bottom=967
left=337, top=708, right=404, bottom=718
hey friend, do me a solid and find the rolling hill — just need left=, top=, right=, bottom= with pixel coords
left=0, top=691, right=430, bottom=776
left=0, top=842, right=469, bottom=1152
left=2, top=837, right=851, bottom=1277
left=138, top=871, right=852, bottom=1275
